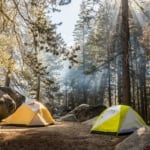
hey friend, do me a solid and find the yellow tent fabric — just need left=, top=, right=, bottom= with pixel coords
left=2, top=100, right=55, bottom=126
left=91, top=105, right=146, bottom=135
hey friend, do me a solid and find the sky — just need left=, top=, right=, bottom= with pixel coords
left=51, top=0, right=82, bottom=46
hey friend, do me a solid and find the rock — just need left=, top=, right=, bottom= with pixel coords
left=0, top=87, right=25, bottom=120
left=0, top=94, right=16, bottom=120
left=82, top=117, right=97, bottom=126
left=58, top=114, right=77, bottom=122
left=87, top=104, right=107, bottom=120
left=68, top=104, right=107, bottom=122
left=70, top=104, right=90, bottom=114
left=0, top=87, right=25, bottom=108
left=115, top=126, right=150, bottom=150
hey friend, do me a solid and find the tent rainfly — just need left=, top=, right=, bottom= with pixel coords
left=91, top=105, right=146, bottom=135
left=2, top=100, right=55, bottom=126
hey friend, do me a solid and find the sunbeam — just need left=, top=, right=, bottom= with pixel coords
left=129, top=0, right=150, bottom=27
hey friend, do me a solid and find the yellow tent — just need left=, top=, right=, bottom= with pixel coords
left=2, top=100, right=55, bottom=126
left=91, top=105, right=146, bottom=135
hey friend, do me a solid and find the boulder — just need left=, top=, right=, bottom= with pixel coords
left=0, top=87, right=25, bottom=108
left=82, top=117, right=97, bottom=126
left=0, top=94, right=16, bottom=120
left=0, top=87, right=25, bottom=120
left=115, top=126, right=150, bottom=150
left=69, top=104, right=106, bottom=122
left=58, top=114, right=77, bottom=122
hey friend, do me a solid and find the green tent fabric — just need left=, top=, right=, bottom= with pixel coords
left=91, top=105, right=146, bottom=135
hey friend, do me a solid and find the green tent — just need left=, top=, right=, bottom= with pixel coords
left=91, top=105, right=146, bottom=135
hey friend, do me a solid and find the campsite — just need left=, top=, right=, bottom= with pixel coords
left=0, top=0, right=150, bottom=149
left=0, top=122, right=128, bottom=150
left=0, top=102, right=150, bottom=150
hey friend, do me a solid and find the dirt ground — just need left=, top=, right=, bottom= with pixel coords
left=0, top=122, right=128, bottom=150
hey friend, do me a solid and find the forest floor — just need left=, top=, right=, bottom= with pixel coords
left=0, top=121, right=128, bottom=150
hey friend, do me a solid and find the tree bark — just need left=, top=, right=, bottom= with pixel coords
left=36, top=75, right=40, bottom=101
left=121, top=0, right=131, bottom=105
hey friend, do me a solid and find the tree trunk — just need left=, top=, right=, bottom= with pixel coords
left=36, top=75, right=40, bottom=101
left=121, top=0, right=131, bottom=105
left=139, top=58, right=147, bottom=122
left=108, top=63, right=112, bottom=106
